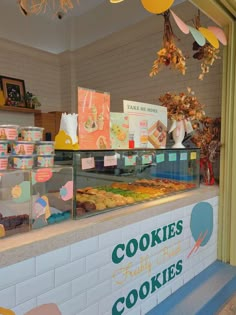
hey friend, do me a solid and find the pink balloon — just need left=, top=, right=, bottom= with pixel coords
left=24, top=304, right=61, bottom=315
left=208, top=26, right=227, bottom=45
left=170, top=10, right=189, bottom=34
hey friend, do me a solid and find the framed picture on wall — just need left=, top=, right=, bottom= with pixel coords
left=0, top=76, right=26, bottom=107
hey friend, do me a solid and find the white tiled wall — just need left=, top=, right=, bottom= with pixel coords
left=0, top=196, right=218, bottom=315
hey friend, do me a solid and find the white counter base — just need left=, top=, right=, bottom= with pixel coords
left=0, top=186, right=218, bottom=315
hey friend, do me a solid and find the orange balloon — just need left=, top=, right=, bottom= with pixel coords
left=141, top=0, right=174, bottom=14
left=199, top=27, right=219, bottom=48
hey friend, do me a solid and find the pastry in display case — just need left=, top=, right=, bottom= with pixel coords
left=54, top=148, right=200, bottom=219
left=0, top=169, right=31, bottom=238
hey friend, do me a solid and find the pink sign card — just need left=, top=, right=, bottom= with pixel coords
left=78, top=87, right=111, bottom=150
left=81, top=157, right=95, bottom=170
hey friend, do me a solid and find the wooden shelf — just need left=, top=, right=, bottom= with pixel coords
left=0, top=106, right=41, bottom=114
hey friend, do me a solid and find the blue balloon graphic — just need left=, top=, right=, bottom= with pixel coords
left=190, top=202, right=213, bottom=246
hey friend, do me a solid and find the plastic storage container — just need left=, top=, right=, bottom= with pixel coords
left=11, top=141, right=35, bottom=155
left=0, top=125, right=19, bottom=140
left=11, top=155, right=34, bottom=169
left=0, top=155, right=9, bottom=170
left=20, top=126, right=44, bottom=142
left=36, top=141, right=54, bottom=155
left=0, top=140, right=8, bottom=155
left=36, top=155, right=54, bottom=167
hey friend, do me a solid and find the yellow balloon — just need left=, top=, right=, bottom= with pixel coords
left=0, top=307, right=16, bottom=315
left=141, top=0, right=174, bottom=14
left=199, top=27, right=219, bottom=48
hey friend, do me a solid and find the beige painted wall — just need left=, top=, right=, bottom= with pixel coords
left=0, top=1, right=222, bottom=125
left=0, top=39, right=61, bottom=125
left=70, top=1, right=222, bottom=117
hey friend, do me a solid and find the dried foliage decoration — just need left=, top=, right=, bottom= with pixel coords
left=159, top=87, right=205, bottom=122
left=192, top=42, right=221, bottom=80
left=150, top=10, right=186, bottom=77
left=192, top=11, right=221, bottom=80
left=191, top=117, right=221, bottom=162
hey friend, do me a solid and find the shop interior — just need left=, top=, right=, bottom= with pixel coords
left=0, top=0, right=235, bottom=314
left=0, top=0, right=224, bottom=230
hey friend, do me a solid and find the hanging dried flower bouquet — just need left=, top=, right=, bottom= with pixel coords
left=192, top=41, right=221, bottom=80
left=192, top=11, right=221, bottom=80
left=150, top=10, right=186, bottom=77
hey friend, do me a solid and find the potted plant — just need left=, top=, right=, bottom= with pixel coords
left=25, top=91, right=41, bottom=109
left=159, top=87, right=205, bottom=147
left=191, top=117, right=221, bottom=184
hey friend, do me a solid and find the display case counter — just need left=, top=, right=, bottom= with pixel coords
left=0, top=184, right=218, bottom=315
left=0, top=148, right=218, bottom=315
left=0, top=185, right=218, bottom=268
left=55, top=148, right=200, bottom=219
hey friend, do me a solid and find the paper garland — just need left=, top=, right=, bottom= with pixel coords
left=140, top=2, right=227, bottom=48
left=189, top=26, right=206, bottom=46
left=170, top=10, right=189, bottom=34
left=199, top=27, right=219, bottom=48
left=170, top=10, right=226, bottom=48
left=208, top=26, right=227, bottom=45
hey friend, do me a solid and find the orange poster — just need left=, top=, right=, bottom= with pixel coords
left=78, top=87, right=111, bottom=150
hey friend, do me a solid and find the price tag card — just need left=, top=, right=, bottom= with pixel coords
left=169, top=153, right=177, bottom=162
left=124, top=155, right=137, bottom=166
left=81, top=157, right=95, bottom=170
left=104, top=155, right=117, bottom=167
left=180, top=152, right=188, bottom=161
left=190, top=152, right=197, bottom=160
left=142, top=155, right=153, bottom=165
left=156, top=153, right=165, bottom=163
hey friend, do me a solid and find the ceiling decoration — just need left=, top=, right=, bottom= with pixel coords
left=141, top=0, right=174, bottom=14
left=149, top=10, right=186, bottom=77
left=18, top=0, right=79, bottom=16
left=109, top=0, right=125, bottom=3
left=142, top=0, right=227, bottom=80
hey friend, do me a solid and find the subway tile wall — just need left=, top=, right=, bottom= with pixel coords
left=0, top=196, right=218, bottom=315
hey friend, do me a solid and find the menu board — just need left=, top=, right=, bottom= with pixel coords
left=78, top=87, right=111, bottom=149
left=123, top=100, right=167, bottom=148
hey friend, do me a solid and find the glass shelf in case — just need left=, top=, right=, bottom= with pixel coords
left=0, top=169, right=31, bottom=238
left=55, top=148, right=200, bottom=220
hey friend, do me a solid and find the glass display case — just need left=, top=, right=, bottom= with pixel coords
left=55, top=148, right=200, bottom=220
left=31, top=166, right=73, bottom=229
left=0, top=170, right=31, bottom=238
left=0, top=166, right=73, bottom=238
